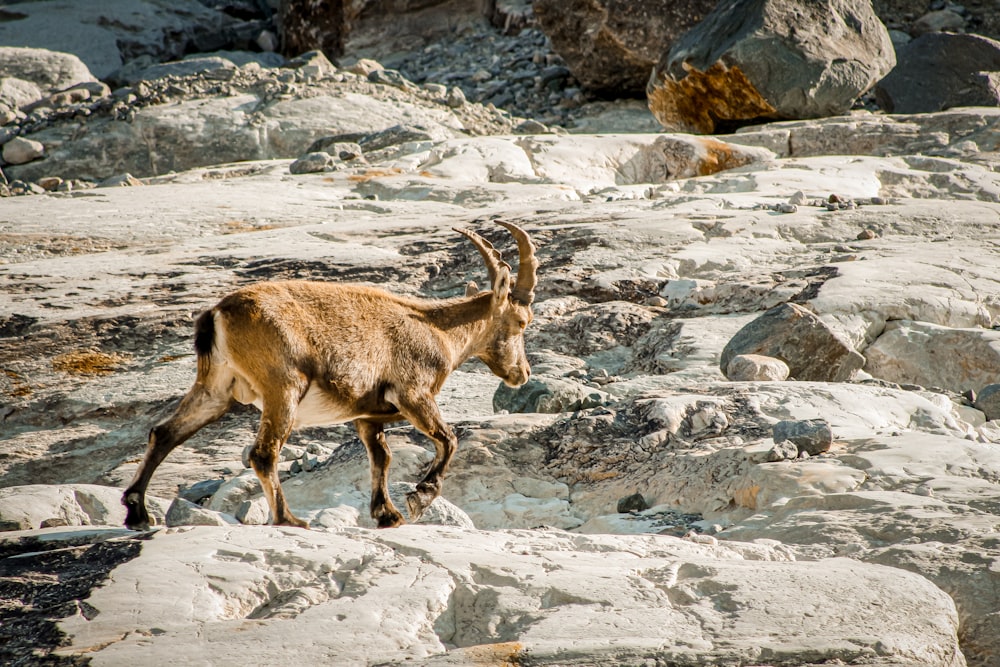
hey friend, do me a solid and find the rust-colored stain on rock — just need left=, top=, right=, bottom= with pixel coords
left=697, top=136, right=764, bottom=175
left=648, top=61, right=777, bottom=134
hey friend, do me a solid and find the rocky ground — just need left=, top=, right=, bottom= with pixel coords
left=2, top=2, right=1000, bottom=666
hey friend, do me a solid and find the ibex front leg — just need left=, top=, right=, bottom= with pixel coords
left=355, top=419, right=405, bottom=528
left=395, top=391, right=458, bottom=521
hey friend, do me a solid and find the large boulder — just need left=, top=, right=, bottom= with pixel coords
left=648, top=0, right=896, bottom=133
left=864, top=320, right=1000, bottom=394
left=0, top=47, right=96, bottom=94
left=720, top=303, right=865, bottom=382
left=875, top=33, right=1000, bottom=114
left=534, top=0, right=717, bottom=96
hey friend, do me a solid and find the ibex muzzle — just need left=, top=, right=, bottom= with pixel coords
left=122, top=221, right=538, bottom=530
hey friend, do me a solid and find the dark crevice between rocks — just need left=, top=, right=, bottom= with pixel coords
left=0, top=531, right=149, bottom=666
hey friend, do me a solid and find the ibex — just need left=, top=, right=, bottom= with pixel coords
left=122, top=221, right=538, bottom=530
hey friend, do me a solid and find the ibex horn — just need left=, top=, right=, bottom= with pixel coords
left=454, top=227, right=511, bottom=292
left=496, top=221, right=538, bottom=305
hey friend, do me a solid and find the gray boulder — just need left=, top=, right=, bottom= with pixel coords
left=875, top=33, right=1000, bottom=114
left=772, top=418, right=834, bottom=456
left=975, top=384, right=1000, bottom=421
left=534, top=0, right=717, bottom=95
left=289, top=151, right=336, bottom=174
left=720, top=303, right=865, bottom=382
left=648, top=0, right=895, bottom=133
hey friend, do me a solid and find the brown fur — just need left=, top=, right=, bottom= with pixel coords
left=122, top=222, right=537, bottom=530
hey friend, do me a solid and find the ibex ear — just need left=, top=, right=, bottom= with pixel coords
left=492, top=267, right=511, bottom=306
left=465, top=281, right=479, bottom=297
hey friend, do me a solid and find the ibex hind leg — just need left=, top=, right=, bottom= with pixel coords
left=123, top=385, right=232, bottom=530
left=248, top=387, right=310, bottom=529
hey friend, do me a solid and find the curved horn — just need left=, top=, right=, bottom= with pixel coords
left=496, top=221, right=538, bottom=305
left=454, top=227, right=510, bottom=291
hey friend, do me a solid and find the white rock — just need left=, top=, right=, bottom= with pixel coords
left=726, top=353, right=790, bottom=381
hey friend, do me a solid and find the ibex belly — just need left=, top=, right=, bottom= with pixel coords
left=292, top=382, right=357, bottom=427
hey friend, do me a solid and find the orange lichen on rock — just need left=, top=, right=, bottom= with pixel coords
left=462, top=641, right=527, bottom=667
left=52, top=350, right=130, bottom=376
left=732, top=484, right=761, bottom=510
left=647, top=61, right=777, bottom=134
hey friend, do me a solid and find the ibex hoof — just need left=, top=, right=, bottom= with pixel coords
left=276, top=515, right=310, bottom=529
left=405, top=491, right=428, bottom=522
left=123, top=492, right=151, bottom=531
left=375, top=512, right=405, bottom=529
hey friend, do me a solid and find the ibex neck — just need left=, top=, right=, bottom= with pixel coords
left=420, top=292, right=495, bottom=367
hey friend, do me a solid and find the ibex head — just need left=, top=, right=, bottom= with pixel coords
left=456, top=221, right=539, bottom=388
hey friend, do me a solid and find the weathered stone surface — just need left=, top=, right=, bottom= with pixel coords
left=864, top=320, right=1000, bottom=394
left=534, top=0, right=716, bottom=95
left=648, top=0, right=895, bottom=133
left=725, top=353, right=790, bottom=381
left=0, top=2, right=257, bottom=80
left=721, top=303, right=865, bottom=382
left=875, top=33, right=1000, bottom=114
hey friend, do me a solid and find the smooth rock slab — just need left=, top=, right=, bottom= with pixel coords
left=50, top=524, right=963, bottom=666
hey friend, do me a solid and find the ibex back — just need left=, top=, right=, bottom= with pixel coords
left=122, top=221, right=538, bottom=529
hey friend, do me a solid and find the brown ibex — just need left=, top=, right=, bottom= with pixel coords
left=122, top=221, right=538, bottom=530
